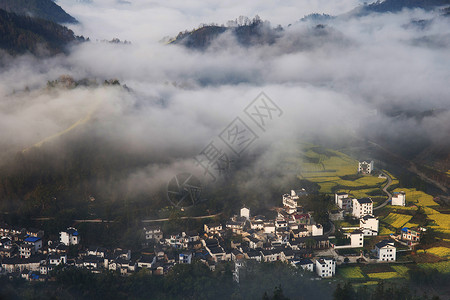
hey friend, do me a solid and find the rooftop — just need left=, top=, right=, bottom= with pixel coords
left=24, top=236, right=41, bottom=243
left=375, top=240, right=395, bottom=249
left=356, top=198, right=373, bottom=204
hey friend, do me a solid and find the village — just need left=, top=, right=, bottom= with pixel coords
left=0, top=160, right=428, bottom=283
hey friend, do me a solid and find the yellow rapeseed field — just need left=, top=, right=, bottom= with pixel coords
left=426, top=247, right=450, bottom=258
left=367, top=272, right=399, bottom=279
left=382, top=213, right=413, bottom=228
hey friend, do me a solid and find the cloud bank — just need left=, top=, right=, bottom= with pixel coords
left=1, top=0, right=449, bottom=203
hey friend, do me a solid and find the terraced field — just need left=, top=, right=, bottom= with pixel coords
left=379, top=225, right=395, bottom=235
left=382, top=213, right=413, bottom=228
left=418, top=261, right=450, bottom=273
left=337, top=266, right=365, bottom=279
left=391, top=265, right=409, bottom=278
left=299, top=145, right=386, bottom=195
left=392, top=188, right=438, bottom=206
left=423, top=207, right=450, bottom=234
left=426, top=247, right=450, bottom=258
left=385, top=187, right=449, bottom=234
left=367, top=272, right=400, bottom=279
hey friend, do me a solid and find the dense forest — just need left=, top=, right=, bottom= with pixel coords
left=0, top=262, right=447, bottom=299
left=0, top=0, right=77, bottom=24
left=0, top=9, right=82, bottom=55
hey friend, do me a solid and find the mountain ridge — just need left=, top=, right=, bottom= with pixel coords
left=0, top=0, right=77, bottom=24
left=0, top=8, right=82, bottom=56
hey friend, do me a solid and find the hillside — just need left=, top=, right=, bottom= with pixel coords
left=0, top=0, right=77, bottom=24
left=0, top=9, right=82, bottom=55
left=351, top=0, right=450, bottom=16
left=171, top=17, right=283, bottom=49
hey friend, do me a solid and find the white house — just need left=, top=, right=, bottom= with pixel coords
left=19, top=244, right=34, bottom=258
left=60, top=227, right=80, bottom=246
left=311, top=224, right=323, bottom=236
left=392, top=191, right=406, bottom=206
left=338, top=197, right=352, bottom=211
left=24, top=237, right=43, bottom=253
left=375, top=240, right=396, bottom=262
left=179, top=252, right=192, bottom=264
left=315, top=258, right=335, bottom=278
left=49, top=254, right=67, bottom=265
left=349, top=229, right=364, bottom=247
left=358, top=161, right=374, bottom=174
left=359, top=215, right=378, bottom=236
left=263, top=222, right=275, bottom=234
left=352, top=198, right=373, bottom=218
left=297, top=258, right=314, bottom=272
left=240, top=206, right=250, bottom=220
left=143, top=226, right=163, bottom=241
left=282, top=190, right=300, bottom=214
left=251, top=220, right=264, bottom=230
left=204, top=223, right=222, bottom=234
left=137, top=255, right=156, bottom=269
left=335, top=192, right=348, bottom=205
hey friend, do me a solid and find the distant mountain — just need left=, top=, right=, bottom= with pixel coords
left=351, top=0, right=450, bottom=16
left=0, top=0, right=77, bottom=24
left=171, top=17, right=283, bottom=50
left=0, top=9, right=82, bottom=56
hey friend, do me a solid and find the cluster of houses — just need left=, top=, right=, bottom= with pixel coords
left=143, top=189, right=335, bottom=281
left=333, top=193, right=379, bottom=248
left=0, top=185, right=423, bottom=282
left=0, top=225, right=83, bottom=280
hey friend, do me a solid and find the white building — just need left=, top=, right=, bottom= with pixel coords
left=143, top=226, right=163, bottom=241
left=315, top=258, right=335, bottom=278
left=359, top=215, right=378, bottom=236
left=60, top=227, right=80, bottom=246
left=335, top=192, right=348, bottom=205
left=352, top=198, right=373, bottom=218
left=349, top=229, right=364, bottom=247
left=240, top=206, right=250, bottom=220
left=358, top=161, right=374, bottom=174
left=312, top=224, right=323, bottom=236
left=204, top=223, right=222, bottom=234
left=282, top=190, right=300, bottom=214
left=392, top=191, right=406, bottom=206
left=297, top=258, right=314, bottom=272
left=24, top=237, right=43, bottom=253
left=179, top=252, right=193, bottom=264
left=19, top=244, right=34, bottom=258
left=263, top=222, right=275, bottom=234
left=336, top=196, right=352, bottom=211
left=375, top=240, right=396, bottom=262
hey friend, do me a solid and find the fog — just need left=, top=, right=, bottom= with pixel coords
left=1, top=0, right=449, bottom=200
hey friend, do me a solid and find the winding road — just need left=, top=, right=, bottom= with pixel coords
left=141, top=212, right=222, bottom=223
left=374, top=172, right=393, bottom=210
left=31, top=212, right=222, bottom=223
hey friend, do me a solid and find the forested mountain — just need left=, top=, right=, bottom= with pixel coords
left=0, top=9, right=82, bottom=55
left=0, top=0, right=77, bottom=24
left=351, top=0, right=450, bottom=16
left=171, top=16, right=283, bottom=49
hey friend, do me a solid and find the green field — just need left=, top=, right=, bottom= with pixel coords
left=418, top=261, right=450, bottom=273
left=391, top=265, right=409, bottom=278
left=367, top=272, right=400, bottom=279
left=337, top=266, right=365, bottom=279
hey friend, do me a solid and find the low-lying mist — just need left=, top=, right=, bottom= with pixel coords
left=0, top=0, right=449, bottom=214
